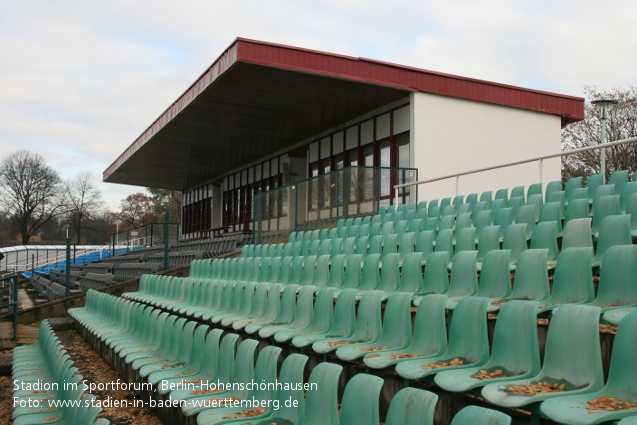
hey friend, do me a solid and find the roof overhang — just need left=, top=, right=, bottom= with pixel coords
left=104, top=37, right=584, bottom=191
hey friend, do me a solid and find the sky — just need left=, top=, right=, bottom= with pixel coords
left=1, top=0, right=635, bottom=211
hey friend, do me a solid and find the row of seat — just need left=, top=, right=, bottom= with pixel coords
left=12, top=319, right=108, bottom=425
left=70, top=291, right=512, bottom=425
left=124, top=246, right=637, bottom=348
left=79, top=272, right=115, bottom=291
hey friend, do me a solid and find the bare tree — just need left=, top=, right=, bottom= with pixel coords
left=114, top=192, right=156, bottom=230
left=64, top=172, right=104, bottom=244
left=562, top=86, right=637, bottom=182
left=0, top=150, right=66, bottom=244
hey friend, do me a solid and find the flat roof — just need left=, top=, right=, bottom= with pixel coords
left=104, top=37, right=584, bottom=191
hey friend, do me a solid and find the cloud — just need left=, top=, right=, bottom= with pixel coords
left=1, top=0, right=636, bottom=210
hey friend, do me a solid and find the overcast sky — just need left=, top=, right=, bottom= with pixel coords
left=1, top=0, right=635, bottom=210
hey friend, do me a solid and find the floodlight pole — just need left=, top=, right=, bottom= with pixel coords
left=592, top=99, right=618, bottom=184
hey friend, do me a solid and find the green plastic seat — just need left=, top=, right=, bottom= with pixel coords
left=493, top=208, right=513, bottom=239
left=618, top=417, right=637, bottom=425
left=609, top=169, right=629, bottom=195
left=183, top=341, right=277, bottom=421
left=368, top=234, right=384, bottom=255
left=540, top=309, right=637, bottom=424
left=562, top=217, right=593, bottom=250
left=434, top=229, right=454, bottom=256
left=274, top=287, right=336, bottom=342
left=472, top=201, right=489, bottom=220
left=444, top=250, right=478, bottom=310
left=436, top=300, right=540, bottom=393
left=451, top=406, right=511, bottom=425
left=369, top=222, right=382, bottom=237
left=291, top=288, right=357, bottom=348
left=234, top=284, right=283, bottom=331
left=546, top=180, right=562, bottom=202
left=480, top=190, right=493, bottom=204
left=508, top=196, right=524, bottom=218
left=396, top=296, right=490, bottom=381
left=488, top=249, right=550, bottom=311
left=592, top=184, right=616, bottom=207
left=511, top=185, right=525, bottom=201
left=586, top=173, right=604, bottom=203
left=516, top=204, right=536, bottom=239
left=592, top=194, right=620, bottom=235
left=397, top=231, right=416, bottom=263
left=301, top=363, right=343, bottom=425
left=438, top=215, right=454, bottom=230
left=394, top=220, right=408, bottom=236
left=586, top=245, right=637, bottom=311
left=397, top=252, right=425, bottom=294
left=456, top=202, right=472, bottom=217
left=466, top=193, right=479, bottom=204
left=218, top=353, right=310, bottom=425
left=382, top=233, right=400, bottom=257
left=473, top=249, right=512, bottom=299
left=603, top=306, right=637, bottom=325
left=565, top=198, right=590, bottom=226
left=259, top=285, right=315, bottom=338
left=365, top=294, right=448, bottom=369
left=502, top=223, right=527, bottom=267
left=530, top=221, right=559, bottom=262
left=333, top=254, right=363, bottom=296
left=357, top=223, right=370, bottom=238
left=592, top=214, right=631, bottom=266
left=482, top=304, right=603, bottom=409
left=495, top=188, right=508, bottom=203
left=408, top=218, right=424, bottom=234
left=473, top=210, right=493, bottom=243
left=336, top=292, right=413, bottom=361
left=627, top=193, right=637, bottom=238
left=537, top=248, right=594, bottom=314
left=565, top=176, right=584, bottom=203
left=423, top=216, right=439, bottom=232
left=362, top=215, right=372, bottom=224
left=415, top=231, right=434, bottom=262
left=453, top=227, right=476, bottom=258
left=427, top=205, right=441, bottom=218
left=329, top=238, right=344, bottom=257
left=342, top=236, right=356, bottom=255
left=385, top=387, right=438, bottom=425
left=441, top=205, right=455, bottom=217
left=547, top=190, right=566, bottom=209
left=245, top=284, right=297, bottom=334
left=619, top=181, right=637, bottom=212
left=339, top=374, right=384, bottom=425
left=414, top=251, right=449, bottom=299
left=476, top=225, right=500, bottom=269
left=539, top=202, right=564, bottom=235
left=312, top=290, right=384, bottom=354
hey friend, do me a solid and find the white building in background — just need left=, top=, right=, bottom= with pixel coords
left=104, top=38, right=583, bottom=239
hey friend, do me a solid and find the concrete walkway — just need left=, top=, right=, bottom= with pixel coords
left=18, top=289, right=33, bottom=310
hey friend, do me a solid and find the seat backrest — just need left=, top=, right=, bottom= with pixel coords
left=545, top=247, right=594, bottom=305
left=539, top=305, right=603, bottom=389
left=446, top=296, right=490, bottom=362
left=530, top=221, right=559, bottom=261
left=619, top=181, right=637, bottom=212
left=399, top=252, right=425, bottom=293
left=476, top=250, right=512, bottom=298
left=274, top=353, right=309, bottom=422
left=302, top=362, right=343, bottom=425
left=359, top=254, right=381, bottom=291
left=434, top=229, right=454, bottom=256
left=539, top=202, right=563, bottom=233
left=594, top=214, right=632, bottom=263
left=378, top=253, right=400, bottom=292
left=411, top=294, right=449, bottom=354
left=593, top=245, right=637, bottom=307
left=606, top=310, right=637, bottom=393
left=493, top=208, right=513, bottom=237
left=339, top=374, right=384, bottom=425
left=328, top=254, right=345, bottom=288
left=451, top=406, right=512, bottom=425
left=545, top=180, right=562, bottom=202
left=422, top=251, right=450, bottom=294
left=528, top=182, right=543, bottom=199
left=415, top=230, right=435, bottom=259
left=386, top=387, right=438, bottom=425
left=466, top=193, right=479, bottom=204
left=350, top=290, right=384, bottom=341
left=495, top=188, right=508, bottom=202
left=586, top=173, right=604, bottom=200
left=454, top=227, right=476, bottom=256
left=447, top=250, right=478, bottom=297
left=331, top=288, right=358, bottom=336
left=592, top=194, right=620, bottom=233
left=592, top=183, right=616, bottom=205
left=562, top=218, right=593, bottom=250
left=488, top=300, right=540, bottom=376
left=502, top=223, right=527, bottom=262
left=342, top=254, right=363, bottom=289
left=564, top=198, right=590, bottom=226
left=510, top=249, right=550, bottom=300
left=511, top=185, right=525, bottom=201
left=565, top=176, right=583, bottom=201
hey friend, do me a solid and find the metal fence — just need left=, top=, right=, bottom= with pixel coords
left=253, top=166, right=418, bottom=242
left=393, top=136, right=637, bottom=203
left=109, top=222, right=180, bottom=254
left=0, top=245, right=107, bottom=273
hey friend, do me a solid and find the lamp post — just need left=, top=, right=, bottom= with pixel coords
left=64, top=224, right=70, bottom=297
left=591, top=98, right=618, bottom=184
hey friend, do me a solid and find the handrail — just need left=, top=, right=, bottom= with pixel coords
left=393, top=136, right=637, bottom=203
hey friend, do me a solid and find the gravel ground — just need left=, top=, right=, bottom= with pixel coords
left=56, top=330, right=162, bottom=425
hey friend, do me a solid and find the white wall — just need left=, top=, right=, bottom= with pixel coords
left=410, top=92, right=561, bottom=202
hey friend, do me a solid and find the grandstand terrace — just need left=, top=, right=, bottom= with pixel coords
left=9, top=38, right=637, bottom=425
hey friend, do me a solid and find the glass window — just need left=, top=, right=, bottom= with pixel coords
left=364, top=146, right=374, bottom=167
left=397, top=134, right=410, bottom=168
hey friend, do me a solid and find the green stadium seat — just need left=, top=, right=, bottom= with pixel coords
left=435, top=300, right=540, bottom=393
left=386, top=387, right=438, bottom=425
left=592, top=214, right=631, bottom=266
left=366, top=294, right=447, bottom=369
left=396, top=296, right=490, bottom=381
left=336, top=292, right=413, bottom=361
left=451, top=406, right=512, bottom=425
left=586, top=245, right=637, bottom=311
left=312, top=290, right=384, bottom=354
left=541, top=309, right=637, bottom=425
left=482, top=305, right=603, bottom=412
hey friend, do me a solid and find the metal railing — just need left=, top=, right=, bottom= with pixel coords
left=253, top=165, right=418, bottom=242
left=109, top=222, right=180, bottom=256
left=0, top=245, right=108, bottom=273
left=394, top=136, right=637, bottom=204
left=0, top=273, right=19, bottom=341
